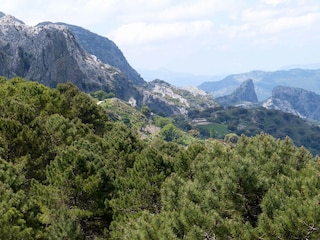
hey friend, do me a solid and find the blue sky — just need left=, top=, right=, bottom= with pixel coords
left=2, top=0, right=320, bottom=76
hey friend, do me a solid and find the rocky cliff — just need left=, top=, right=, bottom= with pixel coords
left=0, top=13, right=187, bottom=116
left=262, top=86, right=320, bottom=121
left=199, top=69, right=320, bottom=101
left=216, top=79, right=258, bottom=107
left=146, top=79, right=220, bottom=114
left=0, top=14, right=124, bottom=92
left=37, top=22, right=144, bottom=85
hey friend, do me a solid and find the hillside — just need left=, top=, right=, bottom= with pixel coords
left=187, top=106, right=320, bottom=156
left=1, top=77, right=320, bottom=239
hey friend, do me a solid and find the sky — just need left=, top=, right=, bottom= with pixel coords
left=2, top=0, right=320, bottom=77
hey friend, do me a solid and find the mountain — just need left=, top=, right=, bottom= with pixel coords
left=199, top=69, right=320, bottom=101
left=263, top=86, right=320, bottom=121
left=215, top=79, right=258, bottom=107
left=281, top=63, right=320, bottom=70
left=0, top=13, right=188, bottom=115
left=0, top=14, right=125, bottom=92
left=37, top=22, right=144, bottom=85
left=145, top=79, right=219, bottom=114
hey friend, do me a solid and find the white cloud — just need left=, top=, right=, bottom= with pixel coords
left=110, top=20, right=213, bottom=45
left=263, top=0, right=289, bottom=6
left=241, top=8, right=278, bottom=22
left=157, top=0, right=239, bottom=21
left=2, top=0, right=320, bottom=75
left=261, top=12, right=320, bottom=34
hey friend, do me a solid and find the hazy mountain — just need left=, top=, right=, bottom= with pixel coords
left=263, top=86, right=320, bottom=121
left=199, top=69, right=320, bottom=101
left=215, top=79, right=258, bottom=108
left=280, top=63, right=320, bottom=70
left=37, top=21, right=144, bottom=85
left=0, top=13, right=221, bottom=116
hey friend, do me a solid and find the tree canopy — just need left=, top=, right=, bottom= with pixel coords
left=0, top=77, right=320, bottom=239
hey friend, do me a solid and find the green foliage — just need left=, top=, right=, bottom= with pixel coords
left=99, top=98, right=147, bottom=127
left=89, top=89, right=115, bottom=100
left=1, top=77, right=320, bottom=239
left=0, top=157, right=42, bottom=239
left=110, top=142, right=176, bottom=238
left=194, top=122, right=228, bottom=138
left=159, top=123, right=183, bottom=142
left=153, top=115, right=173, bottom=128
left=119, top=134, right=320, bottom=239
left=141, top=105, right=151, bottom=118
left=191, top=106, right=320, bottom=155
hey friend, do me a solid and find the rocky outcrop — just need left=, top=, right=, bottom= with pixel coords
left=0, top=14, right=124, bottom=92
left=262, top=86, right=320, bottom=121
left=199, top=69, right=320, bottom=101
left=0, top=14, right=187, bottom=116
left=37, top=22, right=144, bottom=85
left=216, top=79, right=258, bottom=107
left=145, top=79, right=220, bottom=114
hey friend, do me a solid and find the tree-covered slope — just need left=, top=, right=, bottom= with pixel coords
left=1, top=77, right=320, bottom=239
left=188, top=106, right=320, bottom=156
left=0, top=77, right=144, bottom=238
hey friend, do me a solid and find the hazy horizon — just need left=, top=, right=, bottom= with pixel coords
left=2, top=0, right=320, bottom=79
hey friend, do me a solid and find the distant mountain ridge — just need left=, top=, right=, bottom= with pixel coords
left=199, top=69, right=320, bottom=101
left=212, top=76, right=320, bottom=122
left=0, top=13, right=219, bottom=116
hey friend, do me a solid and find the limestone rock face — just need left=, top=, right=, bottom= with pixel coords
left=0, top=14, right=125, bottom=92
left=216, top=79, right=258, bottom=107
left=145, top=79, right=220, bottom=114
left=37, top=22, right=144, bottom=85
left=199, top=69, right=320, bottom=101
left=0, top=14, right=190, bottom=116
left=263, top=86, right=320, bottom=121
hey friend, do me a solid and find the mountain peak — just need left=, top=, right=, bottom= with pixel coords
left=0, top=13, right=24, bottom=25
left=234, top=79, right=258, bottom=102
left=216, top=79, right=258, bottom=107
left=37, top=21, right=145, bottom=85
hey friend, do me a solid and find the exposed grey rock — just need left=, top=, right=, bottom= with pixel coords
left=146, top=79, right=220, bottom=113
left=216, top=79, right=258, bottom=107
left=0, top=14, right=121, bottom=92
left=263, top=86, right=320, bottom=121
left=0, top=14, right=186, bottom=116
left=37, top=22, right=145, bottom=85
left=199, top=69, right=320, bottom=101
